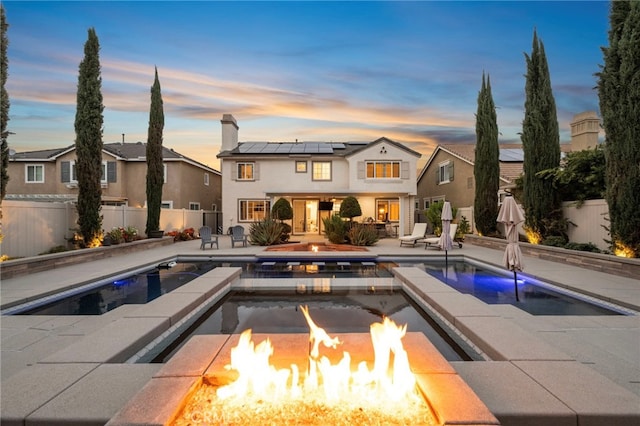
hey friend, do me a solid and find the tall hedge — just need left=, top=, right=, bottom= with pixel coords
left=473, top=72, right=500, bottom=236
left=74, top=28, right=104, bottom=247
left=145, top=67, right=164, bottom=235
left=598, top=1, right=640, bottom=257
left=521, top=30, right=561, bottom=242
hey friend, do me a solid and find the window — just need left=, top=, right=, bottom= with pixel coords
left=376, top=199, right=400, bottom=222
left=237, top=162, right=254, bottom=180
left=436, top=161, right=454, bottom=184
left=312, top=161, right=331, bottom=181
left=189, top=202, right=200, bottom=210
left=296, top=161, right=307, bottom=173
left=239, top=199, right=270, bottom=221
left=63, top=161, right=109, bottom=184
left=366, top=161, right=400, bottom=178
left=161, top=201, right=173, bottom=209
left=204, top=173, right=209, bottom=186
left=25, top=164, right=44, bottom=183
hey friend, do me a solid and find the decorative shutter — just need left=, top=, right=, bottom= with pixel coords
left=401, top=161, right=409, bottom=179
left=449, top=162, right=454, bottom=181
left=357, top=161, right=365, bottom=179
left=232, top=163, right=238, bottom=180
left=61, top=161, right=70, bottom=183
left=107, top=162, right=117, bottom=182
left=435, top=169, right=440, bottom=184
left=253, top=162, right=260, bottom=180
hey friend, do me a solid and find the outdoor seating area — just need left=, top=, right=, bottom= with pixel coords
left=230, top=225, right=248, bottom=248
left=198, top=226, right=219, bottom=250
left=398, top=223, right=428, bottom=247
left=420, top=223, right=462, bottom=250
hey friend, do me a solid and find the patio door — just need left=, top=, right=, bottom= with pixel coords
left=293, top=199, right=319, bottom=234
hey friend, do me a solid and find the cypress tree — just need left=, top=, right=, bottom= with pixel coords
left=521, top=30, right=562, bottom=242
left=74, top=28, right=104, bottom=247
left=145, top=67, right=164, bottom=236
left=473, top=72, right=500, bottom=236
left=598, top=1, right=640, bottom=257
left=1, top=5, right=10, bottom=200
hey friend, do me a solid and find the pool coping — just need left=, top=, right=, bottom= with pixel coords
left=2, top=264, right=639, bottom=425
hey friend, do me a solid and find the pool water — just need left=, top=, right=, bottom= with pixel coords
left=150, top=288, right=475, bottom=363
left=402, top=260, right=626, bottom=316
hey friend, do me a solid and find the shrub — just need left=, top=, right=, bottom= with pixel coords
left=107, top=227, right=124, bottom=243
left=541, top=236, right=566, bottom=247
left=339, top=196, right=362, bottom=222
left=322, top=214, right=348, bottom=244
left=167, top=227, right=196, bottom=242
left=424, top=201, right=458, bottom=236
left=347, top=223, right=379, bottom=246
left=564, top=242, right=601, bottom=253
left=249, top=218, right=285, bottom=246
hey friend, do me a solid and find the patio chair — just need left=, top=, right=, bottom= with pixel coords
left=399, top=223, right=428, bottom=247
left=199, top=226, right=219, bottom=250
left=421, top=223, right=462, bottom=250
left=230, top=225, right=248, bottom=248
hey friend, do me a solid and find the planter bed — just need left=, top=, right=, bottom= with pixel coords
left=465, top=234, right=640, bottom=280
left=0, top=237, right=174, bottom=280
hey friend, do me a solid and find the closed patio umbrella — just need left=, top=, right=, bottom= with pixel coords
left=439, top=201, right=454, bottom=267
left=497, top=195, right=525, bottom=301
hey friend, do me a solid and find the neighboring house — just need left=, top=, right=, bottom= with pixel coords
left=216, top=114, right=421, bottom=237
left=417, top=143, right=524, bottom=215
left=416, top=111, right=601, bottom=225
left=6, top=142, right=221, bottom=211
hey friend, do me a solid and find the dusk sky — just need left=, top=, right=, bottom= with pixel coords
left=4, top=1, right=609, bottom=170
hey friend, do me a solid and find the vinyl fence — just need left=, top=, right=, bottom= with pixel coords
left=1, top=200, right=210, bottom=258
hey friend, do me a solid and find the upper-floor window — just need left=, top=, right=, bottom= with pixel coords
left=366, top=161, right=400, bottom=178
left=436, top=161, right=454, bottom=184
left=62, top=161, right=111, bottom=184
left=204, top=172, right=210, bottom=186
left=26, top=164, right=44, bottom=183
left=237, top=162, right=254, bottom=180
left=312, top=161, right=331, bottom=181
left=189, top=202, right=200, bottom=210
left=296, top=161, right=307, bottom=173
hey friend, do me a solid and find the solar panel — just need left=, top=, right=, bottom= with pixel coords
left=276, top=144, right=292, bottom=153
left=289, top=144, right=306, bottom=153
left=500, top=148, right=524, bottom=162
left=237, top=143, right=254, bottom=153
left=261, top=144, right=279, bottom=153
left=331, top=143, right=346, bottom=149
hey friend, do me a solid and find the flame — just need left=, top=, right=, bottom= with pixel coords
left=311, top=244, right=319, bottom=252
left=216, top=306, right=420, bottom=407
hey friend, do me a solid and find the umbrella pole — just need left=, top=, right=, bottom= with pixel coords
left=513, top=270, right=520, bottom=302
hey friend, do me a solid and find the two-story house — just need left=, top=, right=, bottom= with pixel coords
left=7, top=141, right=222, bottom=211
left=416, top=111, right=601, bottom=229
left=216, top=114, right=421, bottom=237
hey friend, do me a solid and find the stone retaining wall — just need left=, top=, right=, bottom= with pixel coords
left=465, top=235, right=640, bottom=279
left=0, top=237, right=175, bottom=280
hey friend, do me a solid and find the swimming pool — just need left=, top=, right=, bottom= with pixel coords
left=4, top=257, right=632, bottom=317
left=140, top=287, right=477, bottom=363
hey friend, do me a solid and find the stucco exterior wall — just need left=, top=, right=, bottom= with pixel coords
left=417, top=149, right=475, bottom=212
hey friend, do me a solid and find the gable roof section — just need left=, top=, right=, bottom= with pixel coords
left=218, top=137, right=421, bottom=159
left=10, top=142, right=220, bottom=175
left=9, top=145, right=75, bottom=161
left=418, top=143, right=524, bottom=184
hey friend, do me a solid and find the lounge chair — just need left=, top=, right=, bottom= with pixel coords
left=199, top=226, right=219, bottom=250
left=399, top=223, right=428, bottom=247
left=421, top=223, right=462, bottom=250
left=230, top=225, right=248, bottom=248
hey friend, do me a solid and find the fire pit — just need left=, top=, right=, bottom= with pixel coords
left=108, top=309, right=499, bottom=426
left=265, top=242, right=368, bottom=252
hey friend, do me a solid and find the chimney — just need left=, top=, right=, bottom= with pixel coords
left=220, top=114, right=239, bottom=152
left=570, top=111, right=600, bottom=151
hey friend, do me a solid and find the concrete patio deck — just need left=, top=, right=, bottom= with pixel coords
left=1, top=235, right=639, bottom=425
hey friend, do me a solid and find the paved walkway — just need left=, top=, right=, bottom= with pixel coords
left=1, top=234, right=639, bottom=424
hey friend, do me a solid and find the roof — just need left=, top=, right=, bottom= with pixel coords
left=217, top=137, right=421, bottom=159
left=418, top=143, right=525, bottom=184
left=9, top=142, right=220, bottom=175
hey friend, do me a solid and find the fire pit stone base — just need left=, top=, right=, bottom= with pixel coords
left=107, top=333, right=499, bottom=426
